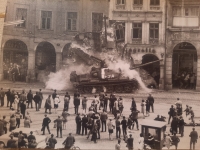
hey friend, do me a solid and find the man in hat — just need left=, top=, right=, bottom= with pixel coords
left=168, top=105, right=175, bottom=124
left=121, top=116, right=127, bottom=138
left=54, top=115, right=63, bottom=138
left=75, top=113, right=81, bottom=135
left=178, top=116, right=185, bottom=137
left=52, top=90, right=57, bottom=101
left=5, top=89, right=11, bottom=107
left=27, top=131, right=37, bottom=148
left=48, top=134, right=57, bottom=149
left=63, top=133, right=75, bottom=150
left=189, top=128, right=198, bottom=150
left=131, top=98, right=136, bottom=112
left=7, top=134, right=16, bottom=148
left=127, top=134, right=134, bottom=150
left=33, top=92, right=41, bottom=111
left=115, top=117, right=121, bottom=139
left=42, top=114, right=51, bottom=135
left=74, top=95, right=80, bottom=114
left=81, top=114, right=88, bottom=135
left=147, top=94, right=154, bottom=113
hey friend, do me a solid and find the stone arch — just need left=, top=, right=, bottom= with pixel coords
left=62, top=43, right=72, bottom=65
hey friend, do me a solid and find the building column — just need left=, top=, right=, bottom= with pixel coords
left=196, top=57, right=200, bottom=91
left=0, top=48, right=3, bottom=81
left=165, top=54, right=173, bottom=90
left=125, top=22, right=132, bottom=44
left=56, top=52, right=62, bottom=71
left=27, top=50, right=36, bottom=81
left=159, top=61, right=164, bottom=90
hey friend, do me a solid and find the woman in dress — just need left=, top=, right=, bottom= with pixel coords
left=137, top=133, right=144, bottom=150
left=141, top=100, right=146, bottom=118
left=14, top=95, right=19, bottom=111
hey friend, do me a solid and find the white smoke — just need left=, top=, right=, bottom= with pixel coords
left=106, top=59, right=152, bottom=93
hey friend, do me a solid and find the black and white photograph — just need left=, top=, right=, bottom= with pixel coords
left=0, top=0, right=200, bottom=149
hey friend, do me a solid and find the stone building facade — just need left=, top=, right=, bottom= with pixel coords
left=0, top=0, right=109, bottom=81
left=108, top=0, right=166, bottom=89
left=165, top=0, right=200, bottom=91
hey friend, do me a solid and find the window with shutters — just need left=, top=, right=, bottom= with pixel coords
left=92, top=13, right=103, bottom=32
left=16, top=8, right=27, bottom=28
left=41, top=11, right=52, bottom=30
left=67, top=12, right=77, bottom=31
left=116, top=0, right=126, bottom=10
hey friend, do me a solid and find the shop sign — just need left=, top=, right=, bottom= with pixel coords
left=170, top=32, right=199, bottom=41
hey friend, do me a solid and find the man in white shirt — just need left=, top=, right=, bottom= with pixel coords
left=107, top=119, right=115, bottom=140
left=54, top=95, right=60, bottom=114
left=115, top=139, right=121, bottom=150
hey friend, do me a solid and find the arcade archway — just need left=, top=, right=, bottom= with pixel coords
left=172, top=42, right=197, bottom=89
left=62, top=43, right=73, bottom=65
left=35, top=42, right=56, bottom=72
left=3, top=39, right=28, bottom=81
left=141, top=54, right=160, bottom=88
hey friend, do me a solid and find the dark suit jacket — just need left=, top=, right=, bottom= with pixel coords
left=190, top=131, right=198, bottom=142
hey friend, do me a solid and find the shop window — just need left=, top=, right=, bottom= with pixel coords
left=149, top=23, right=159, bottom=39
left=150, top=0, right=160, bottom=5
left=132, top=23, right=142, bottom=39
left=41, top=11, right=52, bottom=30
left=133, top=0, right=143, bottom=5
left=92, top=13, right=103, bottom=32
left=16, top=8, right=27, bottom=28
left=67, top=12, right=77, bottom=31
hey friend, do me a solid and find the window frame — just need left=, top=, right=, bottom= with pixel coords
left=133, top=0, right=143, bottom=5
left=15, top=8, right=27, bottom=28
left=150, top=0, right=160, bottom=6
left=173, top=6, right=199, bottom=17
left=149, top=23, right=159, bottom=39
left=116, top=0, right=126, bottom=5
left=92, top=12, right=103, bottom=32
left=67, top=12, right=78, bottom=31
left=41, top=10, right=52, bottom=30
left=132, top=23, right=142, bottom=39
left=115, top=23, right=125, bottom=41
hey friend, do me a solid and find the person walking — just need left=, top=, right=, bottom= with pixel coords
left=171, top=117, right=178, bottom=135
left=113, top=99, right=119, bottom=119
left=0, top=88, right=5, bottom=107
left=168, top=105, right=175, bottom=124
left=131, top=98, right=136, bottom=112
left=27, top=90, right=33, bottom=109
left=127, top=134, right=134, bottom=150
left=75, top=113, right=81, bottom=135
left=91, top=121, right=98, bottom=143
left=64, top=94, right=70, bottom=111
left=20, top=101, right=26, bottom=119
left=121, top=116, right=127, bottom=139
left=54, top=95, right=60, bottom=114
left=62, top=109, right=70, bottom=130
left=48, top=134, right=57, bottom=149
left=62, top=133, right=75, bottom=150
left=131, top=108, right=140, bottom=130
left=38, top=89, right=43, bottom=109
left=9, top=114, right=16, bottom=131
left=107, top=118, right=115, bottom=141
left=74, top=96, right=80, bottom=114
left=189, top=128, right=198, bottom=150
left=82, top=96, right=88, bottom=114
left=42, top=114, right=51, bottom=135
left=147, top=94, right=154, bottom=113
left=5, top=89, right=12, bottom=107
left=15, top=110, right=22, bottom=128
left=118, top=96, right=124, bottom=116
left=178, top=116, right=185, bottom=137
left=99, top=92, right=105, bottom=110
left=171, top=133, right=180, bottom=150
left=163, top=133, right=172, bottom=150
left=45, top=95, right=52, bottom=114
left=115, top=139, right=121, bottom=150
left=115, top=117, right=121, bottom=139
left=100, top=109, right=108, bottom=132
left=54, top=115, right=63, bottom=138
left=33, top=92, right=41, bottom=111
left=81, top=114, right=88, bottom=135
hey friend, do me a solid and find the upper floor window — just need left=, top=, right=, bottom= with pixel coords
left=92, top=13, right=103, bottom=32
left=150, top=0, right=160, bottom=5
left=16, top=8, right=27, bottom=28
left=116, top=0, right=126, bottom=10
left=67, top=12, right=77, bottom=31
left=115, top=23, right=125, bottom=41
left=173, top=7, right=199, bottom=16
left=41, top=11, right=52, bottom=30
left=132, top=23, right=142, bottom=39
left=149, top=23, right=159, bottom=39
left=133, top=0, right=143, bottom=5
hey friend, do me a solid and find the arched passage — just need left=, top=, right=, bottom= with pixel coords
left=3, top=39, right=28, bottom=81
left=141, top=54, right=160, bottom=87
left=35, top=42, right=56, bottom=72
left=172, top=42, right=197, bottom=89
left=62, top=43, right=72, bottom=65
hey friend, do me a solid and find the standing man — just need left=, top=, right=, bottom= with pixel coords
left=189, top=128, right=198, bottom=150
left=20, top=101, right=26, bottom=119
left=2, top=116, right=8, bottom=134
left=96, top=116, right=101, bottom=139
left=131, top=108, right=140, bottom=130
left=104, top=94, right=109, bottom=111
left=38, top=89, right=43, bottom=109
left=178, top=116, right=185, bottom=137
left=82, top=96, right=88, bottom=114
left=5, top=89, right=11, bottom=107
left=168, top=105, right=175, bottom=124
left=33, top=92, right=41, bottom=111
left=131, top=98, right=136, bottom=112
left=42, top=114, right=51, bottom=135
left=27, top=90, right=33, bottom=109
left=54, top=116, right=63, bottom=138
left=100, top=109, right=108, bottom=132
left=9, top=114, right=16, bottom=131
left=75, top=113, right=81, bottom=135
left=63, top=133, right=75, bottom=150
left=15, top=110, right=22, bottom=128
left=64, top=95, right=70, bottom=111
left=109, top=94, right=116, bottom=113
left=7, top=135, right=16, bottom=148
left=115, top=139, right=121, bottom=150
left=81, top=114, right=88, bottom=135
left=107, top=118, right=115, bottom=141
left=115, top=117, right=121, bottom=139
left=48, top=134, right=57, bottom=149
left=121, top=116, right=127, bottom=139
left=74, top=96, right=80, bottom=114
left=0, top=88, right=5, bottom=107
left=127, top=134, right=134, bottom=150
left=52, top=90, right=57, bottom=101
left=147, top=94, right=154, bottom=113
left=0, top=119, right=4, bottom=136
left=171, top=133, right=180, bottom=150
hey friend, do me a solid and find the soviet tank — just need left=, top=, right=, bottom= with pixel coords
left=70, top=66, right=139, bottom=93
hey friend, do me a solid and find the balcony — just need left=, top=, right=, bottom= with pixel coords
left=132, top=5, right=143, bottom=10
left=116, top=4, right=126, bottom=10
left=173, top=16, right=199, bottom=27
left=150, top=6, right=160, bottom=11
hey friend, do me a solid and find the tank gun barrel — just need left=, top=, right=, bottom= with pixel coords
left=130, top=59, right=163, bottom=70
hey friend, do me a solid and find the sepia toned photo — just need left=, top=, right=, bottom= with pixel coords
left=0, top=0, right=200, bottom=149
